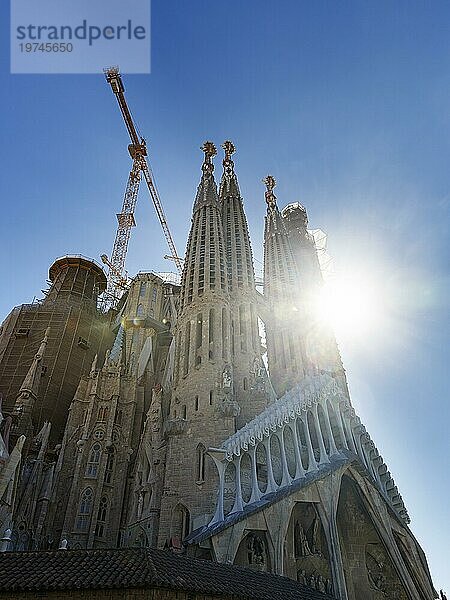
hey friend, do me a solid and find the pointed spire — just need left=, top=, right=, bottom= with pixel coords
left=219, top=140, right=240, bottom=197
left=14, top=328, right=49, bottom=421
left=193, top=141, right=219, bottom=212
left=34, top=421, right=51, bottom=461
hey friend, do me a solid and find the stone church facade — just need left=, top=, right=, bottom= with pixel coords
left=0, top=141, right=437, bottom=599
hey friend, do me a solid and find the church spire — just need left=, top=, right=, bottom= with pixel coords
left=14, top=328, right=49, bottom=415
left=219, top=141, right=255, bottom=292
left=219, top=143, right=267, bottom=425
left=193, top=141, right=219, bottom=213
left=219, top=140, right=240, bottom=198
left=263, top=177, right=306, bottom=396
left=12, top=328, right=50, bottom=443
left=179, top=142, right=227, bottom=311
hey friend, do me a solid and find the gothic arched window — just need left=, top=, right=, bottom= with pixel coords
left=97, top=406, right=109, bottom=423
left=95, top=497, right=108, bottom=538
left=139, top=282, right=147, bottom=297
left=136, top=304, right=144, bottom=317
left=76, top=488, right=93, bottom=531
left=171, top=503, right=190, bottom=541
left=85, top=443, right=101, bottom=478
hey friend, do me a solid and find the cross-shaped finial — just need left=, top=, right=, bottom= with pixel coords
left=263, top=175, right=277, bottom=208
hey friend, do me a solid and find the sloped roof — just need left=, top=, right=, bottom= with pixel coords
left=0, top=547, right=335, bottom=599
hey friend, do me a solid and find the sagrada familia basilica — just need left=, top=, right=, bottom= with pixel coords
left=0, top=140, right=438, bottom=599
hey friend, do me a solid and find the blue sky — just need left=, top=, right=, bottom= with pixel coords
left=1, top=0, right=449, bottom=591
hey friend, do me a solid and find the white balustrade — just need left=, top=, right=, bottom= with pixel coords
left=206, top=374, right=410, bottom=530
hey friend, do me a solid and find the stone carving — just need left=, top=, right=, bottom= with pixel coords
left=216, top=398, right=241, bottom=418
left=440, top=591, right=448, bottom=600
left=366, top=551, right=387, bottom=595
left=247, top=533, right=266, bottom=569
left=310, top=515, right=322, bottom=556
left=300, top=572, right=332, bottom=593
left=294, top=521, right=311, bottom=557
left=222, top=365, right=232, bottom=391
left=297, top=569, right=307, bottom=585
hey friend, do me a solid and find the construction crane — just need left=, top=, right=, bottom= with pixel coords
left=102, top=66, right=182, bottom=306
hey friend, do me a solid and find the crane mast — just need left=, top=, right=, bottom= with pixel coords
left=102, top=66, right=182, bottom=307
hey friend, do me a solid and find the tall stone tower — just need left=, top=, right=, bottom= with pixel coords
left=263, top=176, right=307, bottom=397
left=281, top=203, right=344, bottom=380
left=219, top=142, right=268, bottom=426
left=0, top=255, right=111, bottom=442
left=157, top=143, right=238, bottom=547
left=46, top=341, right=142, bottom=551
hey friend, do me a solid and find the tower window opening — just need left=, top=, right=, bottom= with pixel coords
left=136, top=304, right=144, bottom=317
left=243, top=377, right=248, bottom=391
left=183, top=321, right=191, bottom=376
left=97, top=406, right=109, bottom=423
left=95, top=496, right=108, bottom=538
left=195, top=313, right=202, bottom=366
left=76, top=488, right=93, bottom=531
left=139, top=282, right=147, bottom=297
left=196, top=444, right=206, bottom=483
left=195, top=396, right=199, bottom=411
left=209, top=391, right=213, bottom=406
left=114, top=409, right=123, bottom=426
left=182, top=405, right=187, bottom=419
left=85, top=443, right=101, bottom=478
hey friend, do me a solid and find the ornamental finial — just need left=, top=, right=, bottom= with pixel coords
left=222, top=140, right=236, bottom=176
left=222, top=140, right=235, bottom=162
left=263, top=175, right=277, bottom=208
left=201, top=141, right=217, bottom=177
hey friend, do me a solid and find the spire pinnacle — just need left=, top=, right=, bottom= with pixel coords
left=263, top=175, right=277, bottom=210
left=201, top=141, right=217, bottom=178
left=16, top=327, right=50, bottom=400
left=222, top=140, right=236, bottom=174
left=193, top=142, right=220, bottom=213
left=219, top=140, right=240, bottom=198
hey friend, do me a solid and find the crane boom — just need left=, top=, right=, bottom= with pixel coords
left=104, top=67, right=183, bottom=296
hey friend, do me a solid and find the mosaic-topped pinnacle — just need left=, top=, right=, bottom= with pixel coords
left=201, top=141, right=217, bottom=162
left=201, top=141, right=217, bottom=178
left=263, top=175, right=277, bottom=208
left=222, top=140, right=236, bottom=161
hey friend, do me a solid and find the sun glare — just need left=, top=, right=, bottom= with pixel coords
left=316, top=273, right=382, bottom=342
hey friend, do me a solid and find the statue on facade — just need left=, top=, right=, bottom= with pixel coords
left=311, top=515, right=322, bottom=556
left=247, top=533, right=266, bottom=568
left=222, top=365, right=232, bottom=391
left=294, top=521, right=311, bottom=557
left=317, top=575, right=327, bottom=593
left=297, top=570, right=307, bottom=585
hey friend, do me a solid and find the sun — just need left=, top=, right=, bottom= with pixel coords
left=315, top=272, right=382, bottom=342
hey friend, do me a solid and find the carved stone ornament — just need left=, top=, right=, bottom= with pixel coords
left=216, top=398, right=241, bottom=418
